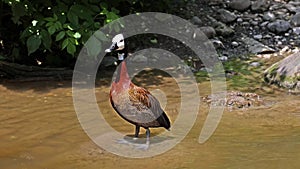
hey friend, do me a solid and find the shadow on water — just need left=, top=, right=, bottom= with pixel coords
left=0, top=64, right=177, bottom=93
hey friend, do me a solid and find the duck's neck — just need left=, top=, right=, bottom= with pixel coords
left=115, top=52, right=130, bottom=85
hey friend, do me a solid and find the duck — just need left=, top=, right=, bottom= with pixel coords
left=105, top=34, right=171, bottom=148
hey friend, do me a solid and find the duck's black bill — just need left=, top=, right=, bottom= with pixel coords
left=105, top=42, right=117, bottom=53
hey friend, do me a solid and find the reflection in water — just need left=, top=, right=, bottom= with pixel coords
left=0, top=79, right=300, bottom=169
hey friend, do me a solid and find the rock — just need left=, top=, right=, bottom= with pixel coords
left=250, top=20, right=259, bottom=26
left=293, top=27, right=300, bottom=34
left=251, top=0, right=269, bottom=12
left=216, top=9, right=237, bottom=23
left=215, top=25, right=235, bottom=37
left=208, top=0, right=224, bottom=6
left=240, top=33, right=275, bottom=54
left=211, top=39, right=225, bottom=49
left=241, top=21, right=250, bottom=26
left=191, top=16, right=202, bottom=25
left=219, top=56, right=228, bottom=61
left=229, top=0, right=251, bottom=11
left=199, top=26, right=216, bottom=39
left=264, top=52, right=300, bottom=89
left=260, top=21, right=269, bottom=27
left=193, top=28, right=208, bottom=41
left=207, top=15, right=234, bottom=36
left=285, top=1, right=300, bottom=13
left=250, top=62, right=261, bottom=67
left=231, top=41, right=239, bottom=47
left=237, top=18, right=243, bottom=23
left=253, top=34, right=263, bottom=40
left=263, top=12, right=276, bottom=21
left=291, top=13, right=300, bottom=27
left=267, top=20, right=291, bottom=33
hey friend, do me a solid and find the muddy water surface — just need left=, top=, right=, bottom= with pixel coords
left=0, top=77, right=300, bottom=169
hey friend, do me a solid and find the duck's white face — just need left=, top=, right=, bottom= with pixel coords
left=112, top=34, right=125, bottom=50
left=105, top=34, right=125, bottom=53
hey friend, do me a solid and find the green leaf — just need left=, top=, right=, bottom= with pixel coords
left=27, top=35, right=41, bottom=55
left=94, top=31, right=108, bottom=41
left=85, top=36, right=101, bottom=57
left=48, top=25, right=56, bottom=35
left=54, top=21, right=63, bottom=30
left=67, top=43, right=76, bottom=55
left=53, top=14, right=58, bottom=20
left=111, top=8, right=120, bottom=14
left=100, top=2, right=108, bottom=9
left=61, top=38, right=69, bottom=50
left=40, top=29, right=52, bottom=50
left=11, top=2, right=26, bottom=24
left=113, top=24, right=120, bottom=33
left=58, top=14, right=66, bottom=24
left=100, top=8, right=108, bottom=15
left=20, top=26, right=33, bottom=39
left=46, top=22, right=54, bottom=27
left=69, top=4, right=93, bottom=21
left=44, top=17, right=56, bottom=22
left=89, top=5, right=100, bottom=13
left=67, top=11, right=79, bottom=28
left=66, top=30, right=74, bottom=37
left=107, top=11, right=119, bottom=21
left=94, top=22, right=101, bottom=29
left=56, top=31, right=65, bottom=41
left=68, top=37, right=76, bottom=44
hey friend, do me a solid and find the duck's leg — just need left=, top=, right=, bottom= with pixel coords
left=135, top=128, right=150, bottom=150
left=133, top=125, right=140, bottom=140
left=145, top=128, right=150, bottom=145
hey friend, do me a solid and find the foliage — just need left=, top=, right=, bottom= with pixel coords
left=0, top=0, right=185, bottom=67
left=224, top=58, right=263, bottom=90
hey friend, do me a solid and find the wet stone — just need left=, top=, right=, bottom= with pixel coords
left=231, top=41, right=239, bottom=47
left=293, top=27, right=300, bottom=34
left=267, top=20, right=291, bottom=33
left=199, top=26, right=216, bottom=39
left=217, top=9, right=237, bottom=23
left=237, top=18, right=243, bottom=23
left=229, top=0, right=251, bottom=11
left=191, top=16, right=202, bottom=25
left=291, top=13, right=300, bottom=27
left=253, top=34, right=263, bottom=40
left=250, top=62, right=261, bottom=67
left=263, top=12, right=276, bottom=21
left=251, top=0, right=269, bottom=12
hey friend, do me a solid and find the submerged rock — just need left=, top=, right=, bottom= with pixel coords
left=202, top=91, right=264, bottom=110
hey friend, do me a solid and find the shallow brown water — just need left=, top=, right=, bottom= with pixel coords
left=0, top=77, right=300, bottom=169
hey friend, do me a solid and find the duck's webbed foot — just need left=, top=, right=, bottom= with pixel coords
left=115, top=127, right=151, bottom=150
left=135, top=128, right=150, bottom=150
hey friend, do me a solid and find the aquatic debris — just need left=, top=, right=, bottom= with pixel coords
left=202, top=91, right=264, bottom=110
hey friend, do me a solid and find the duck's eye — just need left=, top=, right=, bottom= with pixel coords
left=120, top=39, right=124, bottom=42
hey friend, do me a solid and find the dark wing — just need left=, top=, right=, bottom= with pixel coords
left=128, top=84, right=170, bottom=129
